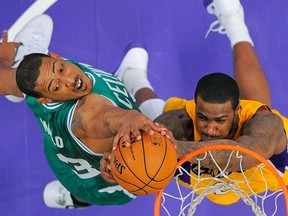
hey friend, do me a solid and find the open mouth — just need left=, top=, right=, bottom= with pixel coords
left=75, top=76, right=85, bottom=92
left=76, top=77, right=82, bottom=89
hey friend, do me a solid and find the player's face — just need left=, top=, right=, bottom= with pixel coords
left=35, top=57, right=93, bottom=102
left=195, top=96, right=238, bottom=141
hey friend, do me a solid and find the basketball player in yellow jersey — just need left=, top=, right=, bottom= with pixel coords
left=162, top=73, right=288, bottom=204
left=104, top=0, right=288, bottom=198
left=152, top=0, right=288, bottom=205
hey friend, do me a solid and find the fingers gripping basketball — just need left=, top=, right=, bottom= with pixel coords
left=110, top=131, right=177, bottom=195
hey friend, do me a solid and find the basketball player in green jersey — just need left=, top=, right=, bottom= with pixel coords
left=0, top=28, right=168, bottom=207
left=20, top=53, right=157, bottom=206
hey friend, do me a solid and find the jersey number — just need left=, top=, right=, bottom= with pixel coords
left=57, top=153, right=100, bottom=179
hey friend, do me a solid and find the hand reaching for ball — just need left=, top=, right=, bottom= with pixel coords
left=100, top=151, right=117, bottom=184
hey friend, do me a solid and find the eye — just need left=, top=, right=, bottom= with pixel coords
left=197, top=115, right=207, bottom=121
left=215, top=119, right=226, bottom=123
left=59, top=64, right=64, bottom=73
left=55, top=82, right=59, bottom=91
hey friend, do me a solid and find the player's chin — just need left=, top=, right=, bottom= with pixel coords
left=73, top=90, right=90, bottom=99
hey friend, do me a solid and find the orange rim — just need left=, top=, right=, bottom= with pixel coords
left=154, top=144, right=288, bottom=216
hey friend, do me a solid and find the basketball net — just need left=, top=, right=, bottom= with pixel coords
left=154, top=145, right=288, bottom=216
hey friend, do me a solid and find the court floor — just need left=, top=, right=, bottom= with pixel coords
left=1, top=0, right=288, bottom=215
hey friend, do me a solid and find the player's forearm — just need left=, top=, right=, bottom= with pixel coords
left=0, top=61, right=11, bottom=68
left=104, top=108, right=143, bottom=135
left=176, top=139, right=261, bottom=171
left=73, top=94, right=157, bottom=141
left=104, top=107, right=166, bottom=146
left=176, top=139, right=236, bottom=158
left=0, top=67, right=22, bottom=96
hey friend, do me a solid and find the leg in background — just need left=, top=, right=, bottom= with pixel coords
left=205, top=0, right=271, bottom=106
left=115, top=46, right=165, bottom=120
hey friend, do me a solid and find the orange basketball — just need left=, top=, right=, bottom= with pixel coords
left=110, top=131, right=177, bottom=195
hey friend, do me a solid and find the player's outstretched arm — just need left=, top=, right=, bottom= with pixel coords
left=0, top=67, right=23, bottom=97
left=176, top=109, right=286, bottom=171
left=0, top=30, right=23, bottom=97
left=71, top=93, right=167, bottom=153
left=155, top=105, right=286, bottom=171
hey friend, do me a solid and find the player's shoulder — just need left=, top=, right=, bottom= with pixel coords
left=251, top=108, right=284, bottom=128
left=76, top=93, right=112, bottom=110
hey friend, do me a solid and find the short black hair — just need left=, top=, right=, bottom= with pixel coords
left=194, top=72, right=239, bottom=110
left=16, top=53, right=50, bottom=98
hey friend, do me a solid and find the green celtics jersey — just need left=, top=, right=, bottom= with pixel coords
left=25, top=60, right=139, bottom=205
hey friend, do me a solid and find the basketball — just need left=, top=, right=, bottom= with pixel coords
left=110, top=131, right=177, bottom=195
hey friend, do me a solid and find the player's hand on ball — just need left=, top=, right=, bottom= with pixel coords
left=100, top=151, right=117, bottom=184
left=157, top=125, right=177, bottom=150
left=154, top=122, right=176, bottom=143
left=112, top=110, right=167, bottom=150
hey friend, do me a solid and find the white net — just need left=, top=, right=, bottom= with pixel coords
left=154, top=145, right=288, bottom=216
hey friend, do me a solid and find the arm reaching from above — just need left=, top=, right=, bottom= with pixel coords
left=0, top=30, right=19, bottom=67
left=0, top=30, right=23, bottom=97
